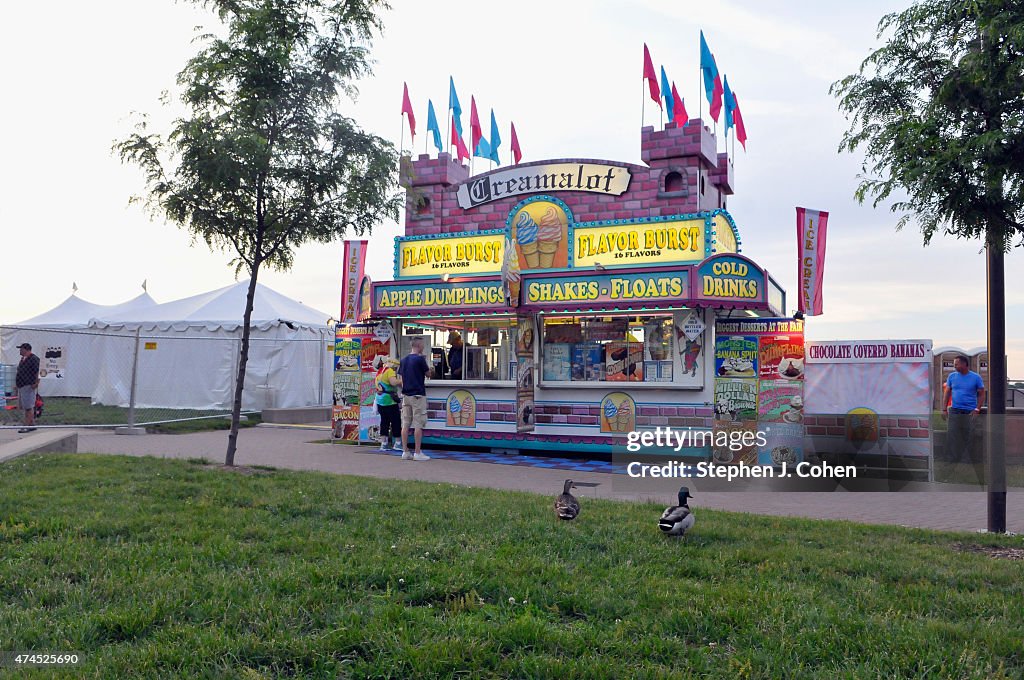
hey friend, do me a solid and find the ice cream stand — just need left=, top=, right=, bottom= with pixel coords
left=363, top=121, right=806, bottom=458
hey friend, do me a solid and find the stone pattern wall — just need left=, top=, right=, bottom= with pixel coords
left=402, top=120, right=733, bottom=238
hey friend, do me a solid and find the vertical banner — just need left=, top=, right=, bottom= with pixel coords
left=515, top=316, right=536, bottom=432
left=714, top=318, right=805, bottom=467
left=340, top=240, right=368, bottom=324
left=333, top=324, right=363, bottom=442
left=796, top=207, right=828, bottom=316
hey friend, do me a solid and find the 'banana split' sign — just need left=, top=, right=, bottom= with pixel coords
left=456, top=163, right=631, bottom=209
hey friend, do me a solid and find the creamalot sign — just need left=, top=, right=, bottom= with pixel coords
left=456, top=163, right=632, bottom=209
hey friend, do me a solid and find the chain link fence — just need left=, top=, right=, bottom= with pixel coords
left=1, top=325, right=332, bottom=429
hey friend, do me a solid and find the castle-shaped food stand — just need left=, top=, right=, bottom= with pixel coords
left=370, top=121, right=791, bottom=455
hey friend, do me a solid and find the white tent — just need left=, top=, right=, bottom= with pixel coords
left=87, top=281, right=333, bottom=411
left=3, top=283, right=333, bottom=412
left=2, top=292, right=159, bottom=397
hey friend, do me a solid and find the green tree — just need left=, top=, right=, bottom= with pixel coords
left=117, top=0, right=400, bottom=465
left=832, top=0, right=1023, bottom=531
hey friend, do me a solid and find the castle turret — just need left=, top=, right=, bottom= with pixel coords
left=640, top=120, right=733, bottom=213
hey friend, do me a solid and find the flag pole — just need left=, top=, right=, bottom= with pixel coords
left=641, top=74, right=646, bottom=130
left=398, top=111, right=405, bottom=178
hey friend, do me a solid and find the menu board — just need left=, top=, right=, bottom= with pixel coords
left=713, top=318, right=805, bottom=465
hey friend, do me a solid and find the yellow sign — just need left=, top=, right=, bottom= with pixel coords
left=712, top=213, right=738, bottom=254
left=525, top=271, right=687, bottom=306
left=573, top=218, right=705, bottom=267
left=143, top=342, right=158, bottom=350
left=398, top=234, right=505, bottom=277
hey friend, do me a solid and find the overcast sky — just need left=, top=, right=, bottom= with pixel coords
left=2, top=0, right=1021, bottom=375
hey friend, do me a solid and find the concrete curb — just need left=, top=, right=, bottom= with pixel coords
left=0, top=431, right=78, bottom=463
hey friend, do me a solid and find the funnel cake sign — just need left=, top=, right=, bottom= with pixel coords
left=456, top=163, right=632, bottom=209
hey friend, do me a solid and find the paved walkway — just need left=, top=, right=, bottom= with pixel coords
left=1, top=424, right=1022, bottom=534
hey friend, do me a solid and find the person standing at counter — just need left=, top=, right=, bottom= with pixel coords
left=375, top=357, right=403, bottom=452
left=398, top=337, right=433, bottom=461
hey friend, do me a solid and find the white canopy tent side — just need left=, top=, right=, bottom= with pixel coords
left=88, top=282, right=334, bottom=411
left=1, top=292, right=158, bottom=398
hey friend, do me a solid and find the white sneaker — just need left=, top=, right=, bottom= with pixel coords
left=379, top=442, right=391, bottom=451
left=412, top=452, right=431, bottom=461
left=401, top=450, right=413, bottom=460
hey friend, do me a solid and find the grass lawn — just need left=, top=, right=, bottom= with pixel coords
left=2, top=396, right=258, bottom=429
left=1, top=455, right=1022, bottom=679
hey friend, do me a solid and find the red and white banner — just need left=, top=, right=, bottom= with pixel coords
left=340, top=240, right=367, bottom=324
left=796, top=207, right=828, bottom=316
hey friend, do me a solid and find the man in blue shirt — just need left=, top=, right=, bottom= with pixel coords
left=942, top=355, right=986, bottom=464
left=398, top=337, right=434, bottom=461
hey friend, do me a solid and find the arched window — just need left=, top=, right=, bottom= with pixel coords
left=664, top=171, right=683, bottom=193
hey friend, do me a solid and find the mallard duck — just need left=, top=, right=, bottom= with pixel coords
left=554, top=479, right=580, bottom=520
left=658, top=486, right=695, bottom=537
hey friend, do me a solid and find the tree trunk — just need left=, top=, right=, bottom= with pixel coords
left=225, top=264, right=261, bottom=466
left=985, top=234, right=1007, bottom=533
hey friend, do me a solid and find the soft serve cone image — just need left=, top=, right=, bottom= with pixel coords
left=515, top=210, right=540, bottom=268
left=616, top=399, right=633, bottom=431
left=448, top=394, right=462, bottom=426
left=537, top=206, right=563, bottom=268
left=603, top=398, right=619, bottom=431
left=501, top=237, right=522, bottom=304
left=461, top=395, right=474, bottom=426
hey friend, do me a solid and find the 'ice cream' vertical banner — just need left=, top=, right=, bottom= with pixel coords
left=340, top=240, right=368, bottom=323
left=796, top=207, right=828, bottom=316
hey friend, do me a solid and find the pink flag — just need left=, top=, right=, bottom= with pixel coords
left=642, top=43, right=661, bottom=107
left=733, top=92, right=748, bottom=150
left=470, top=96, right=482, bottom=153
left=796, top=207, right=828, bottom=316
left=510, top=122, right=522, bottom=164
left=401, top=82, right=416, bottom=140
left=340, top=240, right=368, bottom=323
left=451, top=119, right=470, bottom=163
left=670, top=82, right=688, bottom=127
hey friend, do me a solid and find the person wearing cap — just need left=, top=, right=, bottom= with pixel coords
left=15, top=343, right=40, bottom=433
left=374, top=356, right=403, bottom=452
left=447, top=330, right=465, bottom=379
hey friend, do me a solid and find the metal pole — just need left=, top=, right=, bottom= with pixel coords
left=127, top=327, right=141, bottom=427
left=319, top=330, right=325, bottom=406
left=986, top=236, right=1007, bottom=533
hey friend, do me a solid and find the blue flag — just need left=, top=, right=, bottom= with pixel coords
left=489, top=110, right=501, bottom=165
left=660, top=66, right=674, bottom=123
left=723, top=76, right=736, bottom=134
left=426, top=100, right=442, bottom=153
left=700, top=31, right=719, bottom=106
left=449, top=76, right=463, bottom=136
left=474, top=135, right=491, bottom=159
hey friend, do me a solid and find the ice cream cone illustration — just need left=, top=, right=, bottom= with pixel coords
left=515, top=211, right=540, bottom=268
left=501, top=237, right=522, bottom=305
left=537, top=206, right=563, bottom=268
left=603, top=398, right=619, bottom=432
left=615, top=399, right=633, bottom=431
left=448, top=394, right=462, bottom=427
left=461, top=395, right=474, bottom=426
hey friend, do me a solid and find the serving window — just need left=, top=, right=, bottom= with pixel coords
left=398, top=318, right=516, bottom=383
left=540, top=314, right=685, bottom=385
